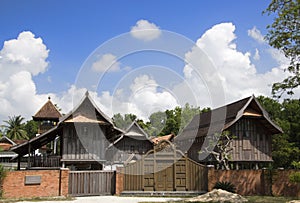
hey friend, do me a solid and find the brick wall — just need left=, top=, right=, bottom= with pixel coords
left=208, top=168, right=300, bottom=197
left=115, top=167, right=124, bottom=195
left=2, top=169, right=69, bottom=199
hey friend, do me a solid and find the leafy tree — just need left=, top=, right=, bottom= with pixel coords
left=179, top=103, right=201, bottom=133
left=148, top=111, right=167, bottom=136
left=281, top=99, right=300, bottom=146
left=24, top=120, right=39, bottom=139
left=257, top=96, right=300, bottom=168
left=263, top=0, right=300, bottom=98
left=145, top=104, right=200, bottom=137
left=289, top=161, right=300, bottom=183
left=3, top=115, right=29, bottom=140
left=112, top=113, right=137, bottom=130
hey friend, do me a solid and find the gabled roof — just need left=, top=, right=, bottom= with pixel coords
left=124, top=121, right=149, bottom=139
left=59, top=91, right=115, bottom=126
left=176, top=95, right=283, bottom=140
left=0, top=136, right=16, bottom=146
left=108, top=121, right=151, bottom=148
left=11, top=91, right=123, bottom=157
left=33, top=97, right=62, bottom=121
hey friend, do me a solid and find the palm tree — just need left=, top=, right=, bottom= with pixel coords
left=3, top=115, right=29, bottom=140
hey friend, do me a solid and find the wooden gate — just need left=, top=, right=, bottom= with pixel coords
left=68, top=170, right=115, bottom=196
left=123, top=140, right=208, bottom=192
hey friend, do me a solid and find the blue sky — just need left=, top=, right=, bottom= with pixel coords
left=0, top=0, right=294, bottom=123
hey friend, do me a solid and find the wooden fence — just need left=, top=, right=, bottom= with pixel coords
left=68, top=170, right=115, bottom=196
left=123, top=142, right=208, bottom=192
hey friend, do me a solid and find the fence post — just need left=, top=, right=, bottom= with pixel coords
left=115, top=167, right=124, bottom=195
left=207, top=165, right=215, bottom=192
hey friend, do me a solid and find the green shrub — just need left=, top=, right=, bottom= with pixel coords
left=213, top=181, right=236, bottom=193
left=289, top=171, right=300, bottom=183
left=0, top=164, right=6, bottom=197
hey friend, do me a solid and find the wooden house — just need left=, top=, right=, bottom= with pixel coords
left=0, top=136, right=18, bottom=169
left=105, top=121, right=153, bottom=166
left=11, top=92, right=122, bottom=170
left=175, top=95, right=283, bottom=169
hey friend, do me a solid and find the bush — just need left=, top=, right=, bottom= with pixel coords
left=213, top=181, right=236, bottom=193
left=289, top=171, right=300, bottom=183
left=0, top=164, right=6, bottom=197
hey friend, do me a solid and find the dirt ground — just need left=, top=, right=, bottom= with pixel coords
left=18, top=196, right=182, bottom=203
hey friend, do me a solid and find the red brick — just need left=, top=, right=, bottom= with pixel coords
left=2, top=169, right=69, bottom=199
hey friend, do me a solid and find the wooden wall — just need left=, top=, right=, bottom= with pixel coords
left=229, top=118, right=272, bottom=162
left=62, top=123, right=109, bottom=162
left=184, top=117, right=273, bottom=164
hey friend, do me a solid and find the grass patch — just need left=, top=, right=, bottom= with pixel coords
left=246, top=196, right=298, bottom=203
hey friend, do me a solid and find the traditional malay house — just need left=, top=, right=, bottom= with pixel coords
left=175, top=95, right=283, bottom=169
left=0, top=136, right=18, bottom=169
left=105, top=121, right=153, bottom=167
left=11, top=92, right=122, bottom=170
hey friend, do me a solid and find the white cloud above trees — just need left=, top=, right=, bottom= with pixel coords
left=0, top=22, right=297, bottom=125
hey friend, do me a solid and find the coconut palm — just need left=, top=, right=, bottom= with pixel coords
left=3, top=115, right=29, bottom=140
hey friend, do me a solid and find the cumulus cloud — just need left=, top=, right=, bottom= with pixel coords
left=130, top=19, right=161, bottom=41
left=182, top=22, right=292, bottom=106
left=92, top=53, right=120, bottom=72
left=0, top=23, right=296, bottom=127
left=248, top=26, right=265, bottom=44
left=0, top=31, right=50, bottom=123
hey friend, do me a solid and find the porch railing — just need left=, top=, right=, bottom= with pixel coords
left=30, top=155, right=61, bottom=168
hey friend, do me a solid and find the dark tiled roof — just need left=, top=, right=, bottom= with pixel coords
left=33, top=98, right=62, bottom=120
left=176, top=96, right=282, bottom=141
left=124, top=121, right=149, bottom=138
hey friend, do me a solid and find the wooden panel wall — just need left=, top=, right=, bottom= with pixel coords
left=229, top=118, right=272, bottom=162
left=62, top=124, right=108, bottom=161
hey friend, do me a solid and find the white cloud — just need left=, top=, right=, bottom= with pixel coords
left=130, top=19, right=161, bottom=41
left=0, top=31, right=51, bottom=124
left=254, top=48, right=260, bottom=60
left=181, top=22, right=293, bottom=107
left=0, top=24, right=297, bottom=127
left=248, top=26, right=265, bottom=44
left=0, top=31, right=49, bottom=80
left=268, top=48, right=290, bottom=65
left=92, top=53, right=120, bottom=72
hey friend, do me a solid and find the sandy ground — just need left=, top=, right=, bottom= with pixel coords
left=18, top=196, right=182, bottom=203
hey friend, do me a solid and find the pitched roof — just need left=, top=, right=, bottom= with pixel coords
left=59, top=91, right=116, bottom=126
left=33, top=97, right=62, bottom=121
left=0, top=136, right=16, bottom=146
left=124, top=121, right=149, bottom=139
left=108, top=121, right=151, bottom=148
left=11, top=91, right=123, bottom=157
left=176, top=95, right=282, bottom=141
left=0, top=136, right=16, bottom=151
